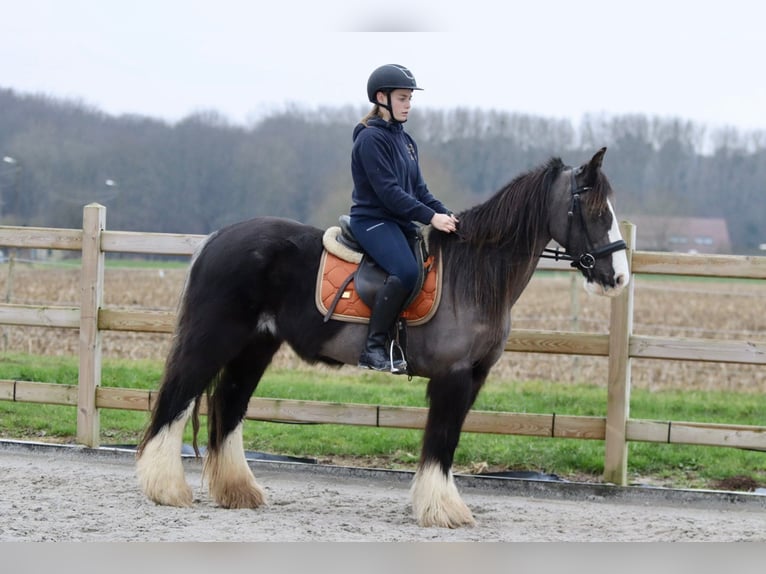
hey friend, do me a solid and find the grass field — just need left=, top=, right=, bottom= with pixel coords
left=0, top=261, right=765, bottom=490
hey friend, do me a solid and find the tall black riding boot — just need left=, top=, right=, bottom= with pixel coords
left=359, top=275, right=410, bottom=374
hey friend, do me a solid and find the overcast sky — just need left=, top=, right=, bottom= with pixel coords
left=2, top=0, right=766, bottom=132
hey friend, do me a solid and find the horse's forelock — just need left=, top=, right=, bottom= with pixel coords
left=583, top=170, right=613, bottom=216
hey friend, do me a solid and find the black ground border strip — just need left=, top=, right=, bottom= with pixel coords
left=1, top=438, right=764, bottom=511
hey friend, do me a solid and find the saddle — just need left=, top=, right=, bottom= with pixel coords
left=315, top=215, right=442, bottom=326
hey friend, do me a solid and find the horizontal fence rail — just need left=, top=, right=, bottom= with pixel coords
left=1, top=203, right=765, bottom=485
left=2, top=380, right=764, bottom=451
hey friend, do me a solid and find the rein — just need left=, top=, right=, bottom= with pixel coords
left=541, top=168, right=627, bottom=273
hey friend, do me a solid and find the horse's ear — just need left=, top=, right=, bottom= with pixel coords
left=582, top=147, right=607, bottom=183
left=591, top=147, right=607, bottom=169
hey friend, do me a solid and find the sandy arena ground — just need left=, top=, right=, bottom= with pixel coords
left=1, top=441, right=764, bottom=542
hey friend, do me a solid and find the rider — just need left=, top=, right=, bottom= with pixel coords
left=349, top=64, right=459, bottom=374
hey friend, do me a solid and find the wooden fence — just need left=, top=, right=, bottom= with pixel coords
left=1, top=203, right=765, bottom=485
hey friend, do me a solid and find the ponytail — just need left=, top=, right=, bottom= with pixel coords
left=359, top=104, right=383, bottom=126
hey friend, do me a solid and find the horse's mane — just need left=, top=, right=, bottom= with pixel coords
left=428, top=157, right=567, bottom=333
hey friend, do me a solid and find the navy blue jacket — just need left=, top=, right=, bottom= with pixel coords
left=350, top=117, right=449, bottom=228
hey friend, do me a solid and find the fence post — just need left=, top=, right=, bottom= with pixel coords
left=3, top=252, right=15, bottom=351
left=77, top=203, right=106, bottom=447
left=603, top=220, right=636, bottom=485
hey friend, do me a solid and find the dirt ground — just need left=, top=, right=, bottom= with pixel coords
left=1, top=441, right=764, bottom=542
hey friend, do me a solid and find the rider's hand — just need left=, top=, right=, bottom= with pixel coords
left=431, top=212, right=459, bottom=233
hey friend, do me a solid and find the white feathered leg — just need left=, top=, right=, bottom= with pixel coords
left=204, top=422, right=266, bottom=508
left=410, top=462, right=475, bottom=528
left=136, top=403, right=194, bottom=507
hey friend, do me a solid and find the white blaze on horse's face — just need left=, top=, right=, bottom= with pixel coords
left=583, top=199, right=630, bottom=297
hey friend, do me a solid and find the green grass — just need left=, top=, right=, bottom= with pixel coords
left=1, top=352, right=765, bottom=490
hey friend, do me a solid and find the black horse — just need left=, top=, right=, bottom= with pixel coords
left=137, top=147, right=629, bottom=528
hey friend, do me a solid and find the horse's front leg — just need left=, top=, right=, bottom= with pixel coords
left=411, top=368, right=479, bottom=528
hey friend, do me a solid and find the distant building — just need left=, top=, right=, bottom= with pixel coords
left=622, top=215, right=732, bottom=254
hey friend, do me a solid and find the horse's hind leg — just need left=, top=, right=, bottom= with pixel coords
left=205, top=334, right=282, bottom=509
left=136, top=319, right=255, bottom=507
left=411, top=368, right=483, bottom=528
left=136, top=352, right=222, bottom=507
left=136, top=402, right=196, bottom=507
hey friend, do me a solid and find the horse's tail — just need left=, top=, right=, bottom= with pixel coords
left=137, top=232, right=221, bottom=456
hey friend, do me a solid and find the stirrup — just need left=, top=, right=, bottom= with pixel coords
left=389, top=341, right=408, bottom=375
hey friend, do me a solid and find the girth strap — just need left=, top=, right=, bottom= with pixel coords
left=323, top=269, right=357, bottom=323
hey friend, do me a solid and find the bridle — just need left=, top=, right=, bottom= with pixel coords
left=541, top=168, right=627, bottom=274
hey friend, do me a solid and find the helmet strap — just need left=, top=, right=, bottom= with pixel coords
left=379, top=92, right=406, bottom=124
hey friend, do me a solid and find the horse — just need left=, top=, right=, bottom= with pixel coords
left=136, top=147, right=630, bottom=528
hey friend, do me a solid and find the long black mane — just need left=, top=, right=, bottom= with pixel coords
left=428, top=157, right=566, bottom=331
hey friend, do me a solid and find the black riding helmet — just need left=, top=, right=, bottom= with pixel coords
left=366, top=64, right=422, bottom=122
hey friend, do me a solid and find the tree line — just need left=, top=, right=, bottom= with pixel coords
left=1, top=87, right=764, bottom=253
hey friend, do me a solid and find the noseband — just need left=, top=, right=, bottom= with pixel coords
left=542, top=168, right=627, bottom=273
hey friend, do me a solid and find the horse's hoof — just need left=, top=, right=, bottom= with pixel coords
left=415, top=495, right=476, bottom=528
left=410, top=463, right=476, bottom=528
left=210, top=479, right=267, bottom=509
left=204, top=428, right=268, bottom=509
left=417, top=505, right=476, bottom=528
left=136, top=453, right=193, bottom=507
left=139, top=478, right=194, bottom=507
left=154, top=486, right=194, bottom=507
